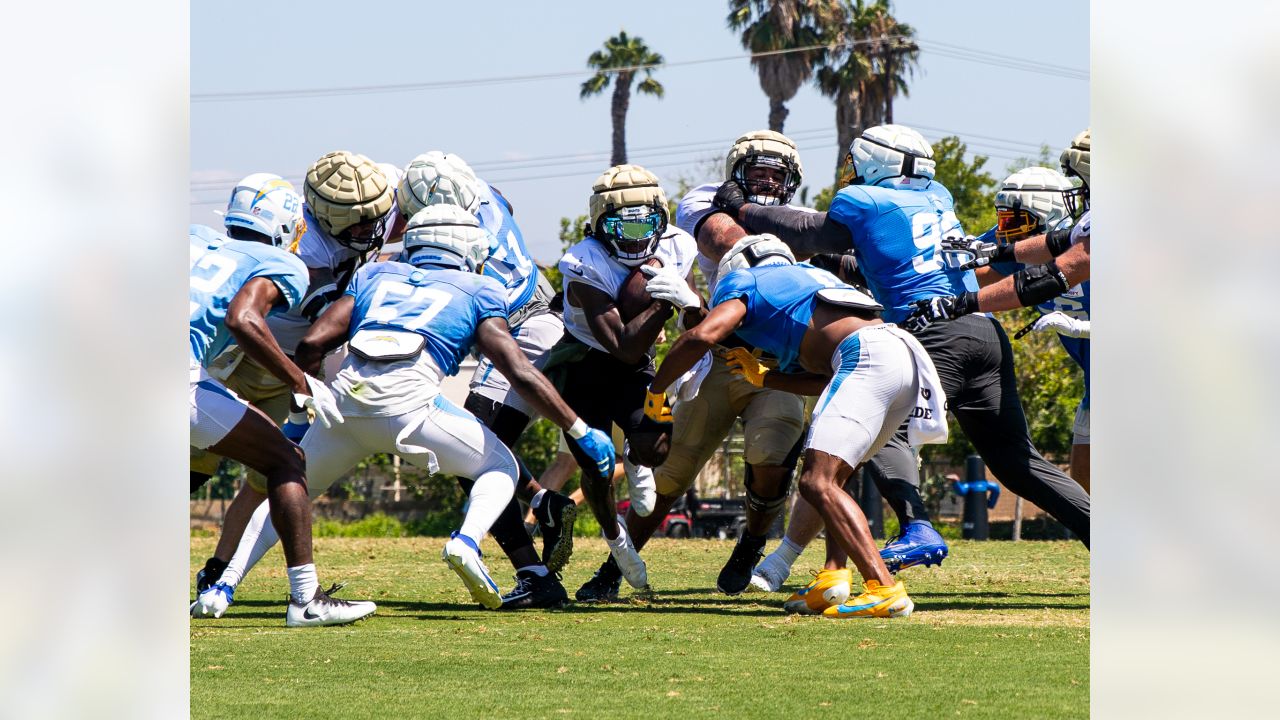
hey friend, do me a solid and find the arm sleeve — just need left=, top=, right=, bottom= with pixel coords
left=740, top=204, right=854, bottom=256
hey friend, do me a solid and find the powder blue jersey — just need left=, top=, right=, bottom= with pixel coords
left=345, top=261, right=509, bottom=376
left=189, top=224, right=309, bottom=366
left=827, top=182, right=977, bottom=323
left=711, top=263, right=850, bottom=373
left=477, top=183, right=539, bottom=313
left=983, top=225, right=1091, bottom=405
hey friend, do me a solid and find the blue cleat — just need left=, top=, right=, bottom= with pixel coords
left=880, top=520, right=949, bottom=573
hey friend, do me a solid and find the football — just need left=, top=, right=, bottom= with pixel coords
left=617, top=256, right=664, bottom=320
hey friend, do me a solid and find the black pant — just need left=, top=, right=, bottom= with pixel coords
left=914, top=314, right=1090, bottom=545
left=556, top=345, right=667, bottom=474
left=864, top=425, right=929, bottom=526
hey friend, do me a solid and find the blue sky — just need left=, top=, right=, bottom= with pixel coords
left=191, top=1, right=1088, bottom=263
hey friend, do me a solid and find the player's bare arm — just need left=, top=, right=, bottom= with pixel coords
left=224, top=277, right=308, bottom=396
left=651, top=298, right=747, bottom=392
left=473, top=316, right=582, bottom=431
left=571, top=281, right=673, bottom=365
left=294, top=295, right=355, bottom=377
left=976, top=237, right=1089, bottom=313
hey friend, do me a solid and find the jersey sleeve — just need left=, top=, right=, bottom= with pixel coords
left=675, top=183, right=722, bottom=238
left=656, top=227, right=699, bottom=279
left=826, top=186, right=876, bottom=231
left=245, top=246, right=309, bottom=311
left=710, top=268, right=757, bottom=312
left=558, top=239, right=620, bottom=299
left=1070, top=210, right=1090, bottom=245
left=473, top=277, right=510, bottom=323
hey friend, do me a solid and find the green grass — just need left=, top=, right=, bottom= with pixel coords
left=191, top=537, right=1088, bottom=720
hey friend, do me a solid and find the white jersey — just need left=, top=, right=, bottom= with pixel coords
left=1070, top=209, right=1090, bottom=246
left=559, top=227, right=698, bottom=353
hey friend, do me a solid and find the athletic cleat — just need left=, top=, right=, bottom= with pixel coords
left=782, top=568, right=852, bottom=615
left=195, top=556, right=228, bottom=595
left=607, top=517, right=649, bottom=589
left=533, top=491, right=578, bottom=573
left=575, top=557, right=623, bottom=602
left=717, top=531, right=766, bottom=595
left=498, top=569, right=569, bottom=610
left=285, top=584, right=377, bottom=627
left=880, top=520, right=949, bottom=573
left=190, top=581, right=235, bottom=619
left=822, top=579, right=914, bottom=619
left=749, top=551, right=792, bottom=593
left=442, top=532, right=503, bottom=610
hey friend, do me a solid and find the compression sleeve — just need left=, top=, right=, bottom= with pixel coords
left=740, top=205, right=854, bottom=257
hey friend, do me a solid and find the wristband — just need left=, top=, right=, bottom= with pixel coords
left=1046, top=227, right=1073, bottom=257
left=567, top=418, right=589, bottom=440
left=287, top=410, right=310, bottom=425
left=992, top=243, right=1017, bottom=265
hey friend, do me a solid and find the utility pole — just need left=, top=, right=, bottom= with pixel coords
left=882, top=34, right=894, bottom=125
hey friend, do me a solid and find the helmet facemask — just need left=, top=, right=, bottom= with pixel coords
left=334, top=207, right=394, bottom=254
left=596, top=203, right=667, bottom=266
left=1062, top=182, right=1089, bottom=220
left=732, top=155, right=800, bottom=206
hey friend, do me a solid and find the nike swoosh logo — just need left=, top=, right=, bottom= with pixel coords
left=303, top=607, right=322, bottom=620
left=545, top=511, right=556, bottom=528
left=570, top=267, right=585, bottom=276
left=836, top=600, right=886, bottom=614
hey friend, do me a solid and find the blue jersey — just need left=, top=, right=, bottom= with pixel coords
left=189, top=224, right=309, bottom=365
left=985, top=225, right=1090, bottom=405
left=345, top=261, right=509, bottom=376
left=827, top=183, right=976, bottom=323
left=711, top=263, right=850, bottom=373
left=477, top=183, right=539, bottom=312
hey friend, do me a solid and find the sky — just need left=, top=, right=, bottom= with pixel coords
left=191, top=1, right=1088, bottom=264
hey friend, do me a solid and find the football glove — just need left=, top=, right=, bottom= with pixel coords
left=902, top=293, right=979, bottom=333
left=293, top=374, right=344, bottom=429
left=712, top=181, right=748, bottom=216
left=566, top=425, right=615, bottom=481
left=639, top=265, right=701, bottom=310
left=643, top=388, right=673, bottom=424
left=940, top=235, right=1013, bottom=271
left=720, top=347, right=769, bottom=388
left=1031, top=311, right=1090, bottom=338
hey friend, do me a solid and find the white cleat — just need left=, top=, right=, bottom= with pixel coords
left=607, top=516, right=649, bottom=589
left=623, top=444, right=657, bottom=517
left=284, top=585, right=376, bottom=627
left=442, top=533, right=503, bottom=610
left=748, top=552, right=792, bottom=593
left=190, top=582, right=234, bottom=618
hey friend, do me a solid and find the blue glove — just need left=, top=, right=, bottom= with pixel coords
left=282, top=411, right=310, bottom=444
left=568, top=425, right=615, bottom=481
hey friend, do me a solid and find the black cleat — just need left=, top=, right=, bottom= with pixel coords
left=717, top=531, right=767, bottom=595
left=499, top=569, right=570, bottom=610
left=575, top=557, right=623, bottom=602
left=533, top=492, right=578, bottom=573
left=196, top=556, right=228, bottom=594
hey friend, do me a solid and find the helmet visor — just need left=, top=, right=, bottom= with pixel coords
left=601, top=206, right=664, bottom=257
left=996, top=208, right=1042, bottom=243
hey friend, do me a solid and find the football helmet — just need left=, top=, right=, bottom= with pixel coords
left=716, top=233, right=795, bottom=282
left=402, top=204, right=492, bottom=273
left=1059, top=128, right=1091, bottom=218
left=725, top=130, right=803, bottom=206
left=994, top=167, right=1075, bottom=242
left=222, top=173, right=305, bottom=250
left=303, top=151, right=395, bottom=253
left=843, top=124, right=935, bottom=189
left=398, top=151, right=482, bottom=219
left=588, top=164, right=669, bottom=267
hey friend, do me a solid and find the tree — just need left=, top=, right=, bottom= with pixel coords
left=931, top=135, right=998, bottom=234
left=728, top=0, right=831, bottom=133
left=1003, top=143, right=1055, bottom=176
left=580, top=31, right=665, bottom=166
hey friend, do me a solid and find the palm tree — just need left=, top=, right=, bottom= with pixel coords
left=864, top=2, right=918, bottom=125
left=727, top=0, right=835, bottom=133
left=580, top=31, right=665, bottom=166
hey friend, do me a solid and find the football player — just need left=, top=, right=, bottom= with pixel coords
left=648, top=234, right=948, bottom=618
left=188, top=223, right=376, bottom=626
left=716, top=124, right=1091, bottom=547
left=192, top=152, right=404, bottom=600
left=553, top=164, right=698, bottom=601
left=397, top=152, right=580, bottom=608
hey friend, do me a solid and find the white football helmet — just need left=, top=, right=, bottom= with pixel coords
left=845, top=124, right=935, bottom=189
left=304, top=151, right=395, bottom=253
left=588, top=164, right=669, bottom=267
left=223, top=173, right=306, bottom=249
left=1059, top=128, right=1090, bottom=218
left=725, top=130, right=803, bottom=206
left=716, top=234, right=796, bottom=284
left=399, top=151, right=482, bottom=219
left=402, top=204, right=492, bottom=273
left=994, top=167, right=1075, bottom=242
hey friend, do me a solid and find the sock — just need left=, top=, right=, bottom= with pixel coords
left=287, top=563, right=318, bottom=605
left=458, top=466, right=516, bottom=544
left=604, top=522, right=628, bottom=550
left=530, top=489, right=547, bottom=510
left=776, top=536, right=804, bottom=567
left=518, top=564, right=549, bottom=577
left=218, top=500, right=279, bottom=588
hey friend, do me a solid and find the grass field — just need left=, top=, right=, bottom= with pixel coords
left=190, top=536, right=1089, bottom=719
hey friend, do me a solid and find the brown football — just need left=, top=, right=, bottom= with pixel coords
left=617, top=257, right=664, bottom=320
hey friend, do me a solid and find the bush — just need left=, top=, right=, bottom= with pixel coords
left=313, top=513, right=407, bottom=538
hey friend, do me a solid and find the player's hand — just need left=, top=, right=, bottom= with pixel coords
left=941, top=236, right=1008, bottom=271
left=643, top=388, right=673, bottom=424
left=902, top=293, right=978, bottom=333
left=720, top=347, right=769, bottom=388
left=712, top=181, right=747, bottom=216
left=282, top=410, right=311, bottom=443
left=293, top=374, right=344, bottom=429
left=1031, top=311, right=1090, bottom=338
left=566, top=425, right=615, bottom=480
left=639, top=265, right=701, bottom=310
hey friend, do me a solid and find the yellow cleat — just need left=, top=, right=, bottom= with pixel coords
left=782, top=568, right=852, bottom=615
left=821, top=579, right=914, bottom=619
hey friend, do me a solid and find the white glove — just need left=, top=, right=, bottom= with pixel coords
left=640, top=265, right=701, bottom=310
left=293, top=374, right=344, bottom=428
left=1031, top=311, right=1090, bottom=339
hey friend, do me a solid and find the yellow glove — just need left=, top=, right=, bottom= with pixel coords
left=644, top=388, right=673, bottom=424
left=720, top=347, right=770, bottom=388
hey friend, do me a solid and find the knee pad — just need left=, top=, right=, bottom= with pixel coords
left=743, top=464, right=792, bottom=516
left=1014, top=261, right=1070, bottom=308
